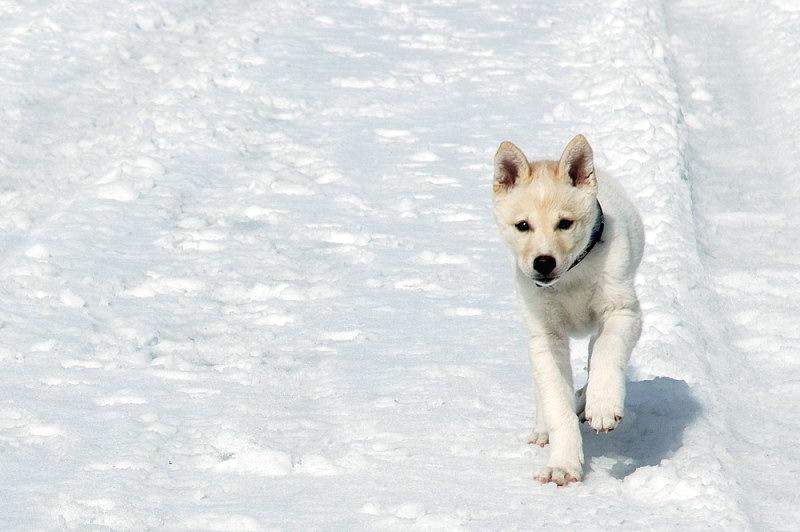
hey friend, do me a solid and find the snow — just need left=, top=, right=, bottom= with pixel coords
left=1, top=0, right=799, bottom=529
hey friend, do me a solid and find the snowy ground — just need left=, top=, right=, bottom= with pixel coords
left=1, top=0, right=799, bottom=529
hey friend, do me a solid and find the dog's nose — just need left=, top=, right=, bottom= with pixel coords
left=533, top=255, right=556, bottom=275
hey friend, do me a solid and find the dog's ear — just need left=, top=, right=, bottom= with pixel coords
left=494, top=141, right=529, bottom=192
left=558, top=135, right=596, bottom=189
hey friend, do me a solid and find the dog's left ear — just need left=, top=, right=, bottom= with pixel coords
left=558, top=134, right=596, bottom=189
left=493, top=141, right=529, bottom=193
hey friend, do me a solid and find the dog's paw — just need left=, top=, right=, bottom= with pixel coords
left=535, top=466, right=581, bottom=486
left=584, top=387, right=624, bottom=433
left=527, top=430, right=549, bottom=447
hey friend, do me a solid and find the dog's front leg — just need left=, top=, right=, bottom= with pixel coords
left=584, top=307, right=642, bottom=432
left=529, top=333, right=583, bottom=485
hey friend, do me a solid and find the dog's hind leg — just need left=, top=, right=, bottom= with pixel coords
left=528, top=384, right=549, bottom=446
left=575, top=335, right=595, bottom=423
left=575, top=385, right=587, bottom=422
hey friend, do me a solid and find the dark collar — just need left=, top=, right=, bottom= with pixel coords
left=566, top=200, right=604, bottom=272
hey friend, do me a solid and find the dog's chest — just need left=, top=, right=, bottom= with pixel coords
left=552, top=286, right=598, bottom=336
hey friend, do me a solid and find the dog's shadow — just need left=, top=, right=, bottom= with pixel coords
left=581, top=377, right=700, bottom=479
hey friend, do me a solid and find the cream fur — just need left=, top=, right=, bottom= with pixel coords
left=493, top=135, right=644, bottom=486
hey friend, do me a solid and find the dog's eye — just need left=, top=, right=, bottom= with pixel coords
left=557, top=219, right=574, bottom=230
left=514, top=220, right=530, bottom=232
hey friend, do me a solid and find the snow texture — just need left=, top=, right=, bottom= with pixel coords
left=1, top=0, right=799, bottom=529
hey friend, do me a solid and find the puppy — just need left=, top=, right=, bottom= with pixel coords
left=492, top=135, right=644, bottom=485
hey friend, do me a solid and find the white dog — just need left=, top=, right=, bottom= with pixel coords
left=492, top=135, right=644, bottom=485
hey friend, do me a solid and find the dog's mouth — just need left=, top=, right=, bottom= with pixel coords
left=533, top=276, right=559, bottom=288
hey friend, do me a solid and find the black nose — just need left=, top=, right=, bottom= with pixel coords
left=533, top=255, right=556, bottom=275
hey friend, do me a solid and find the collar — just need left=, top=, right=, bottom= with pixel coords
left=566, top=200, right=604, bottom=272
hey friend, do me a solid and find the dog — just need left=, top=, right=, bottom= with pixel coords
left=492, top=135, right=644, bottom=485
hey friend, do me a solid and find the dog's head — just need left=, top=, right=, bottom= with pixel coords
left=492, top=135, right=599, bottom=287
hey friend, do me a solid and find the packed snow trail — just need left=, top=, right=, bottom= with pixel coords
left=0, top=0, right=797, bottom=529
left=664, top=0, right=800, bottom=527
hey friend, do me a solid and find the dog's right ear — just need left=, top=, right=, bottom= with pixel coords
left=558, top=134, right=595, bottom=189
left=494, top=141, right=529, bottom=193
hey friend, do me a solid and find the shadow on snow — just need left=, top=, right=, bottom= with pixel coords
left=582, top=377, right=701, bottom=479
